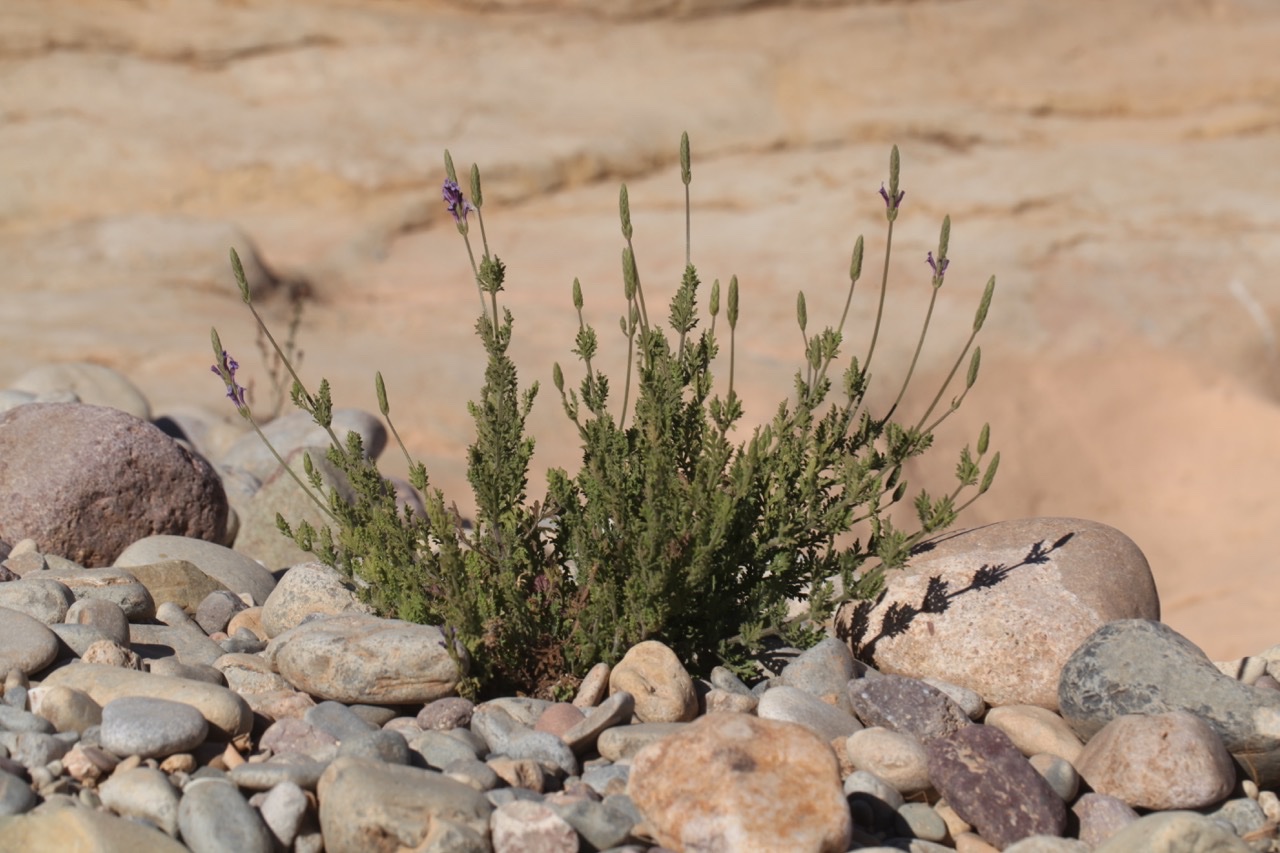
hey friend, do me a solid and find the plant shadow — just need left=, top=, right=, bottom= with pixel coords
left=837, top=532, right=1075, bottom=663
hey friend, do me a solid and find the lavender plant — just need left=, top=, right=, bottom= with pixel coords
left=211, top=137, right=998, bottom=697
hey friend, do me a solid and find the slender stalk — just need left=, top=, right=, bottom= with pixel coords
left=863, top=217, right=895, bottom=376
left=883, top=282, right=941, bottom=423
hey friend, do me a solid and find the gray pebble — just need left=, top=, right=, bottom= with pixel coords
left=178, top=777, right=274, bottom=853
left=100, top=696, right=209, bottom=759
left=411, top=730, right=483, bottom=770
left=0, top=766, right=36, bottom=816
left=99, top=766, right=181, bottom=836
left=253, top=780, right=310, bottom=850
left=0, top=706, right=54, bottom=734
left=338, top=728, right=411, bottom=765
left=306, top=700, right=378, bottom=742
left=501, top=731, right=578, bottom=778
left=229, top=758, right=328, bottom=792
left=444, top=757, right=500, bottom=792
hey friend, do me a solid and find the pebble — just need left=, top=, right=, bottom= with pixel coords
left=778, top=636, right=858, bottom=713
left=0, top=578, right=75, bottom=624
left=491, top=799, right=579, bottom=853
left=99, top=766, right=181, bottom=836
left=1093, top=810, right=1254, bottom=852
left=65, top=597, right=131, bottom=646
left=0, top=607, right=60, bottom=675
left=100, top=695, right=209, bottom=759
left=756, top=684, right=863, bottom=741
left=266, top=612, right=463, bottom=704
left=253, top=780, right=309, bottom=849
left=927, top=724, right=1067, bottom=848
left=608, top=640, right=697, bottom=723
left=419, top=695, right=475, bottom=730
left=849, top=673, right=973, bottom=741
left=984, top=704, right=1084, bottom=763
left=115, top=535, right=277, bottom=607
left=317, top=755, right=492, bottom=852
left=846, top=726, right=932, bottom=795
left=628, top=713, right=851, bottom=852
left=177, top=776, right=275, bottom=853
left=41, top=566, right=157, bottom=622
left=596, top=722, right=685, bottom=762
left=1060, top=618, right=1280, bottom=787
left=1074, top=709, right=1236, bottom=810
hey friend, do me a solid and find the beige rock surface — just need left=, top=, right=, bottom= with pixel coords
left=2, top=0, right=1279, bottom=658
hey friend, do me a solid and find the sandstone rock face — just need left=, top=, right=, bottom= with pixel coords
left=839, top=517, right=1159, bottom=709
left=3, top=0, right=1280, bottom=666
left=628, top=712, right=852, bottom=852
left=0, top=404, right=227, bottom=566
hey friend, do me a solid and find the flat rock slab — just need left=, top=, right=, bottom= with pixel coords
left=265, top=613, right=465, bottom=705
left=116, top=535, right=276, bottom=608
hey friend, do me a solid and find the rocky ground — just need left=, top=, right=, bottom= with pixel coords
left=2, top=384, right=1280, bottom=850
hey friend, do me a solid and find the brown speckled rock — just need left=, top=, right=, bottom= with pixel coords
left=0, top=403, right=227, bottom=566
left=628, top=712, right=851, bottom=852
left=848, top=673, right=972, bottom=742
left=926, top=723, right=1067, bottom=848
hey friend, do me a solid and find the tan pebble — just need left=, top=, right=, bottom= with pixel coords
left=608, top=640, right=696, bottom=723
left=954, top=831, right=999, bottom=853
left=534, top=702, right=585, bottom=738
left=487, top=756, right=547, bottom=792
left=114, top=755, right=143, bottom=775
left=159, top=753, right=196, bottom=774
left=221, top=743, right=246, bottom=769
left=572, top=662, right=611, bottom=709
left=80, top=640, right=143, bottom=670
left=227, top=606, right=268, bottom=642
left=935, top=798, right=972, bottom=837
left=984, top=704, right=1084, bottom=764
left=703, top=688, right=757, bottom=715
left=846, top=726, right=932, bottom=795
left=1259, top=790, right=1280, bottom=822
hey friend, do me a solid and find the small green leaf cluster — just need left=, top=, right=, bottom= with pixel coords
left=211, top=136, right=999, bottom=698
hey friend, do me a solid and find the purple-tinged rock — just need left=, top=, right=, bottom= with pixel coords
left=926, top=723, right=1067, bottom=848
left=0, top=403, right=227, bottom=566
left=848, top=673, right=971, bottom=741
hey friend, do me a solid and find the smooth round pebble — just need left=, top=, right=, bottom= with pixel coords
left=100, top=695, right=209, bottom=759
left=99, top=766, right=181, bottom=836
left=177, top=777, right=274, bottom=853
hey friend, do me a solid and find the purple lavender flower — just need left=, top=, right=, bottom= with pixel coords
left=879, top=183, right=905, bottom=210
left=442, top=179, right=473, bottom=224
left=926, top=251, right=949, bottom=281
left=211, top=350, right=247, bottom=409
